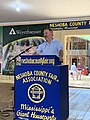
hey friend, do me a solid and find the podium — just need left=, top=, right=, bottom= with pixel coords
left=14, top=55, right=69, bottom=120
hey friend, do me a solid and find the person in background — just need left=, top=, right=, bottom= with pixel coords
left=81, top=67, right=88, bottom=75
left=34, top=28, right=63, bottom=61
left=77, top=62, right=82, bottom=80
left=71, top=63, right=77, bottom=80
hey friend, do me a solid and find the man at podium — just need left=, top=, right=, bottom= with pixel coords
left=34, top=28, right=63, bottom=61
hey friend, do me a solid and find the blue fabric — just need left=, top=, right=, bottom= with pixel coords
left=36, top=38, right=63, bottom=57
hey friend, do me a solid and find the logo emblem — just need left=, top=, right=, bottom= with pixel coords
left=28, top=83, right=45, bottom=103
left=9, top=28, right=16, bottom=35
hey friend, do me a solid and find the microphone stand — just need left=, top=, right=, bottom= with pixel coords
left=9, top=45, right=34, bottom=63
left=8, top=45, right=34, bottom=112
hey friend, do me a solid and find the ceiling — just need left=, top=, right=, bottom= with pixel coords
left=0, top=0, right=90, bottom=25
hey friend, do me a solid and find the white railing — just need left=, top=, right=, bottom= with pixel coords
left=69, top=50, right=87, bottom=55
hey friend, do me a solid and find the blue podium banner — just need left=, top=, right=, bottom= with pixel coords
left=14, top=65, right=69, bottom=120
left=21, top=55, right=61, bottom=65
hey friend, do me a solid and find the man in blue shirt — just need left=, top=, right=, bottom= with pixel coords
left=34, top=28, right=63, bottom=61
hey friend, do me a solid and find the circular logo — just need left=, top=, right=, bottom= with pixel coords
left=28, top=83, right=45, bottom=103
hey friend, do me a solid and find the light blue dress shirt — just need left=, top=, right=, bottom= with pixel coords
left=36, top=38, right=63, bottom=57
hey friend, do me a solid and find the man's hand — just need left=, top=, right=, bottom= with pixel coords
left=59, top=56, right=63, bottom=62
left=33, top=52, right=38, bottom=55
left=59, top=50, right=63, bottom=61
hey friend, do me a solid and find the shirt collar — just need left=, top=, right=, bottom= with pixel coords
left=46, top=38, right=55, bottom=43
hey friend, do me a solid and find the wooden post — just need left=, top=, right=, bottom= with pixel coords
left=63, top=36, right=67, bottom=65
left=67, top=37, right=70, bottom=66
